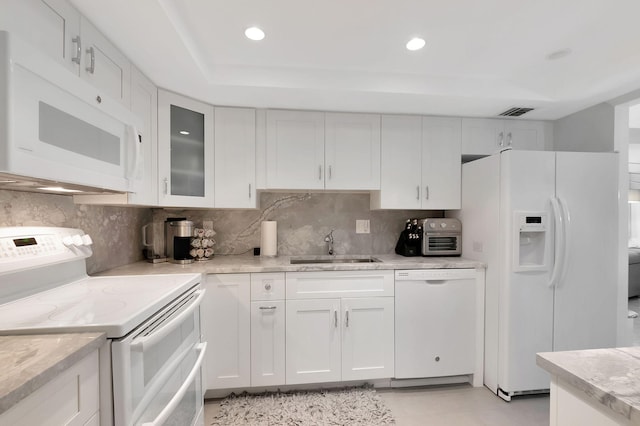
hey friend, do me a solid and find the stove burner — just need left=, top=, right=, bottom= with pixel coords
left=48, top=300, right=127, bottom=323
left=0, top=304, right=57, bottom=326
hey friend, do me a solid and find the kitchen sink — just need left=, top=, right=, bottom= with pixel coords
left=290, top=256, right=382, bottom=264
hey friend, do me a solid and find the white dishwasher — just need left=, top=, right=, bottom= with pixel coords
left=395, top=269, right=478, bottom=379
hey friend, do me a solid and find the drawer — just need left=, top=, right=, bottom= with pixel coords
left=286, top=270, right=394, bottom=299
left=251, top=272, right=285, bottom=300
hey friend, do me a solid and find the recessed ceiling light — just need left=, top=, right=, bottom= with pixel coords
left=406, top=37, right=426, bottom=51
left=179, top=130, right=190, bottom=135
left=245, top=27, right=265, bottom=41
left=38, top=186, right=83, bottom=193
left=546, top=48, right=572, bottom=61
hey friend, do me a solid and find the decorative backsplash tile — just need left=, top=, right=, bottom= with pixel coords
left=1, top=190, right=442, bottom=273
left=0, top=190, right=151, bottom=274
left=152, top=192, right=441, bottom=257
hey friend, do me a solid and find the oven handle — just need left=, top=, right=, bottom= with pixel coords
left=131, top=289, right=205, bottom=352
left=141, top=342, right=207, bottom=426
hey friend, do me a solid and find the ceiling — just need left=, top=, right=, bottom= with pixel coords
left=70, top=0, right=640, bottom=120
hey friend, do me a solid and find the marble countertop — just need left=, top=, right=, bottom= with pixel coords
left=537, top=347, right=640, bottom=423
left=0, top=332, right=106, bottom=415
left=97, top=253, right=484, bottom=276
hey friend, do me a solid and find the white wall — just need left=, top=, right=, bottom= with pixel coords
left=553, top=103, right=615, bottom=151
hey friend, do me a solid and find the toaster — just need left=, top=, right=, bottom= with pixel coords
left=421, top=218, right=462, bottom=256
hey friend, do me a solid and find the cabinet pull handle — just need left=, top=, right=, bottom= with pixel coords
left=345, top=310, right=349, bottom=328
left=163, top=178, right=168, bottom=194
left=248, top=183, right=252, bottom=199
left=329, top=165, right=332, bottom=180
left=334, top=310, right=338, bottom=328
left=498, top=131, right=504, bottom=147
left=259, top=306, right=277, bottom=310
left=425, top=186, right=429, bottom=200
left=507, top=132, right=513, bottom=147
left=86, top=46, right=95, bottom=74
left=319, top=165, right=323, bottom=180
left=72, top=36, right=81, bottom=64
left=416, top=185, right=420, bottom=200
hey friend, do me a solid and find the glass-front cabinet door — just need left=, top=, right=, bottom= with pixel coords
left=158, top=90, right=214, bottom=207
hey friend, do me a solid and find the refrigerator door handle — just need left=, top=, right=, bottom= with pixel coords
left=549, top=197, right=566, bottom=288
left=556, top=196, right=571, bottom=287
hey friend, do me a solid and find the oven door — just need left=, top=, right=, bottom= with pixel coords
left=111, top=286, right=205, bottom=425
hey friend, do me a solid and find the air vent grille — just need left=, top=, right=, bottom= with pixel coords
left=498, top=107, right=534, bottom=117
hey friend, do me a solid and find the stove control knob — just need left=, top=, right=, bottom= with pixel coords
left=72, top=235, right=84, bottom=246
left=82, top=235, right=93, bottom=246
left=62, top=236, right=74, bottom=247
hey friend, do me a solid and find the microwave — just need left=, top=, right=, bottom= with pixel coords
left=0, top=31, right=143, bottom=193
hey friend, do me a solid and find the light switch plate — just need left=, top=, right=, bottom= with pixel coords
left=356, top=219, right=370, bottom=234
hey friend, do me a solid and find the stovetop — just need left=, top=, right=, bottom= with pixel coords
left=0, top=273, right=201, bottom=338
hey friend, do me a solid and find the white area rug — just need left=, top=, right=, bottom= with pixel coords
left=211, top=386, right=395, bottom=425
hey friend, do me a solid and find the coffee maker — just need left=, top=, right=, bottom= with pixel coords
left=165, top=218, right=194, bottom=264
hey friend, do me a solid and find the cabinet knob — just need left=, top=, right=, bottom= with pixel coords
left=264, top=283, right=272, bottom=291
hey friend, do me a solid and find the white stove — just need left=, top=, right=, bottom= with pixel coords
left=0, top=227, right=206, bottom=426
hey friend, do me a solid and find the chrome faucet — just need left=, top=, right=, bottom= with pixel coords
left=324, top=230, right=335, bottom=255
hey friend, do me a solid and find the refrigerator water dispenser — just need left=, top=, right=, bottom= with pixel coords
left=513, top=212, right=549, bottom=272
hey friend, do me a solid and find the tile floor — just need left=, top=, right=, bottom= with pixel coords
left=204, top=384, right=550, bottom=426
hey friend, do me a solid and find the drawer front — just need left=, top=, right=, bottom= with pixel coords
left=286, top=270, right=394, bottom=299
left=251, top=272, right=285, bottom=300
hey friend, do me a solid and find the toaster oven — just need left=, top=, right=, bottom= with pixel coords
left=421, top=218, right=462, bottom=256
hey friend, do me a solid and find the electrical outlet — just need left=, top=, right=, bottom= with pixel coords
left=356, top=220, right=370, bottom=234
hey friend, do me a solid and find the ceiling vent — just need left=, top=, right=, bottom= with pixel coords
left=498, top=107, right=534, bottom=117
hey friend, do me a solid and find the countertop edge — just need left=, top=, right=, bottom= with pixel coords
left=0, top=332, right=107, bottom=416
left=536, top=350, right=639, bottom=421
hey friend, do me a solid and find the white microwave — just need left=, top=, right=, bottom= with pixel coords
left=0, top=31, right=143, bottom=193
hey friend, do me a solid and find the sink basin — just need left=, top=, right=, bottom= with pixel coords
left=290, top=256, right=382, bottom=264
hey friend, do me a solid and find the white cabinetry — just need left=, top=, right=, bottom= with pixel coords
left=158, top=90, right=215, bottom=207
left=266, top=110, right=325, bottom=190
left=250, top=273, right=286, bottom=387
left=214, top=107, right=257, bottom=208
left=0, top=349, right=99, bottom=426
left=285, top=270, right=395, bottom=385
left=203, top=274, right=250, bottom=390
left=0, top=1, right=131, bottom=106
left=0, top=0, right=81, bottom=74
left=79, top=17, right=131, bottom=107
left=324, top=112, right=380, bottom=190
left=461, top=118, right=549, bottom=156
left=372, top=115, right=460, bottom=210
left=265, top=110, right=381, bottom=190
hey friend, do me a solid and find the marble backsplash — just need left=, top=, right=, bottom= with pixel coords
left=0, top=190, right=151, bottom=274
left=152, top=192, right=441, bottom=257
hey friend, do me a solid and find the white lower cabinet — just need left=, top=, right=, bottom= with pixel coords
left=285, top=270, right=395, bottom=385
left=250, top=273, right=286, bottom=387
left=0, top=349, right=99, bottom=426
left=341, top=297, right=395, bottom=381
left=286, top=298, right=342, bottom=385
left=204, top=274, right=251, bottom=390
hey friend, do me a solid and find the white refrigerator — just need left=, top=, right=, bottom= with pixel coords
left=458, top=149, right=619, bottom=401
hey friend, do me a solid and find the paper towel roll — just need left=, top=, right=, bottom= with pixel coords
left=260, top=221, right=278, bottom=257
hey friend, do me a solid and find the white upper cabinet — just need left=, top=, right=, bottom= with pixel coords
left=79, top=17, right=131, bottom=107
left=158, top=90, right=215, bottom=208
left=214, top=107, right=256, bottom=208
left=265, top=110, right=381, bottom=190
left=461, top=118, right=548, bottom=156
left=127, top=66, right=158, bottom=205
left=372, top=115, right=461, bottom=210
left=266, top=110, right=325, bottom=190
left=375, top=115, right=423, bottom=209
left=422, top=116, right=461, bottom=209
left=0, top=0, right=81, bottom=74
left=1, top=0, right=131, bottom=107
left=324, top=113, right=380, bottom=190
